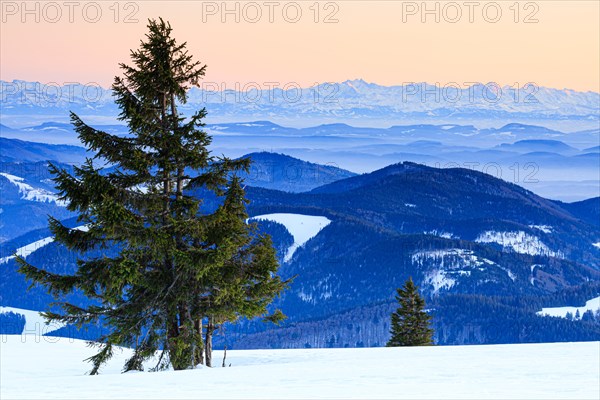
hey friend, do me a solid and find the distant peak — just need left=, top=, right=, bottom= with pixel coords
left=343, top=78, right=367, bottom=84
left=341, top=79, right=376, bottom=89
left=315, top=123, right=353, bottom=128
left=500, top=123, right=529, bottom=129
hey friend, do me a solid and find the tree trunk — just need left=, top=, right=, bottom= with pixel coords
left=171, top=92, right=185, bottom=201
left=194, top=319, right=204, bottom=365
left=167, top=315, right=183, bottom=369
left=205, top=317, right=214, bottom=367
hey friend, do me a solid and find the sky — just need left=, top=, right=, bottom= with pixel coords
left=1, top=1, right=599, bottom=92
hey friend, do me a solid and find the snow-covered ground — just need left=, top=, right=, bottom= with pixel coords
left=0, top=336, right=598, bottom=399
left=537, top=296, right=600, bottom=319
left=411, top=249, right=517, bottom=293
left=0, top=225, right=88, bottom=264
left=475, top=230, right=560, bottom=257
left=0, top=172, right=66, bottom=206
left=425, top=230, right=457, bottom=239
left=528, top=225, right=553, bottom=234
left=0, top=306, right=64, bottom=335
left=0, top=236, right=55, bottom=264
left=251, top=213, right=331, bottom=262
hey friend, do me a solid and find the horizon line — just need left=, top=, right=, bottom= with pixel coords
left=2, top=119, right=596, bottom=134
left=2, top=78, right=599, bottom=95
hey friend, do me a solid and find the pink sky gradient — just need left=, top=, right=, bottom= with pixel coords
left=1, top=1, right=599, bottom=92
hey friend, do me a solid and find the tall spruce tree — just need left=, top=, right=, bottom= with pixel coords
left=387, top=278, right=434, bottom=347
left=17, top=18, right=287, bottom=373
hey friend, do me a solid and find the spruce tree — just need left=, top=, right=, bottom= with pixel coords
left=17, top=18, right=287, bottom=374
left=387, top=278, right=434, bottom=347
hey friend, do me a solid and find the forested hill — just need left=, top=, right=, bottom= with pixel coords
left=2, top=157, right=599, bottom=347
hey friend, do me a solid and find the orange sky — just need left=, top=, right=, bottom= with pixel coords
left=1, top=1, right=599, bottom=92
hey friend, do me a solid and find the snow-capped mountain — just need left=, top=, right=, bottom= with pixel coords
left=2, top=79, right=598, bottom=129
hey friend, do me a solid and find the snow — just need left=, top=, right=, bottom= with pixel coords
left=423, top=269, right=457, bottom=293
left=0, top=336, right=598, bottom=399
left=425, top=230, right=457, bottom=239
left=412, top=249, right=497, bottom=293
left=0, top=236, right=55, bottom=264
left=6, top=81, right=600, bottom=123
left=297, top=275, right=336, bottom=304
left=530, top=264, right=543, bottom=285
left=529, top=225, right=553, bottom=234
left=0, top=306, right=64, bottom=335
left=0, top=172, right=66, bottom=206
left=537, top=296, right=600, bottom=320
left=251, top=213, right=331, bottom=262
left=475, top=231, right=560, bottom=257
left=0, top=225, right=88, bottom=264
left=411, top=249, right=496, bottom=269
left=505, top=269, right=517, bottom=282
left=297, top=290, right=314, bottom=303
left=412, top=249, right=517, bottom=291
left=411, top=249, right=495, bottom=268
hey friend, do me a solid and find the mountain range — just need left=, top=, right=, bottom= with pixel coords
left=3, top=120, right=599, bottom=151
left=2, top=80, right=599, bottom=130
left=4, top=120, right=597, bottom=201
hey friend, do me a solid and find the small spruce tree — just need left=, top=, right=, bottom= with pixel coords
left=387, top=278, right=434, bottom=347
left=566, top=311, right=574, bottom=321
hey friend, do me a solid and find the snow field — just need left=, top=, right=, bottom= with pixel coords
left=0, top=336, right=598, bottom=399
left=251, top=213, right=331, bottom=262
left=0, top=306, right=64, bottom=335
left=537, top=296, right=600, bottom=320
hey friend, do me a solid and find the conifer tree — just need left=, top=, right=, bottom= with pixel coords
left=387, top=278, right=434, bottom=347
left=18, top=18, right=287, bottom=374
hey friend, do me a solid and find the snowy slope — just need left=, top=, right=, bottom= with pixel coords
left=0, top=172, right=66, bottom=206
left=475, top=230, right=560, bottom=257
left=0, top=236, right=55, bottom=264
left=0, top=225, right=88, bottom=264
left=0, top=336, right=598, bottom=399
left=411, top=249, right=517, bottom=293
left=251, top=213, right=331, bottom=262
left=0, top=306, right=64, bottom=334
left=537, top=296, right=600, bottom=319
